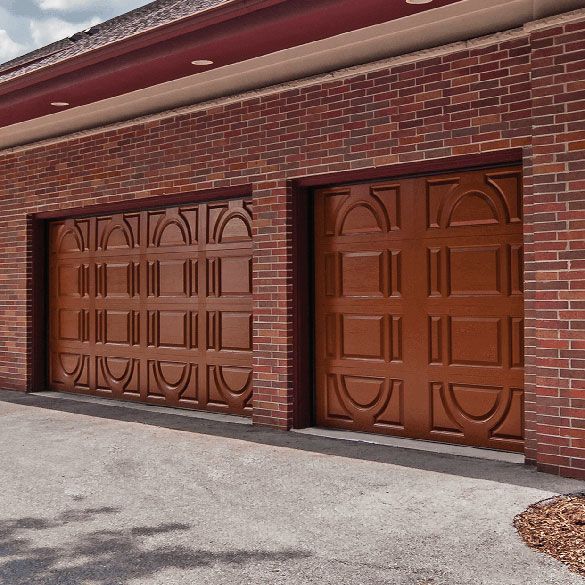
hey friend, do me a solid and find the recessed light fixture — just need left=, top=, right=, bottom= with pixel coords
left=406, top=0, right=433, bottom=4
left=191, top=59, right=214, bottom=66
left=51, top=101, right=70, bottom=107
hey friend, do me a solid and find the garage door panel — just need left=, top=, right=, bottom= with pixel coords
left=53, top=262, right=89, bottom=298
left=145, top=360, right=199, bottom=403
left=49, top=197, right=252, bottom=416
left=206, top=252, right=253, bottom=298
left=96, top=355, right=141, bottom=396
left=145, top=310, right=197, bottom=350
left=146, top=207, right=199, bottom=248
left=320, top=372, right=406, bottom=429
left=50, top=351, right=90, bottom=391
left=145, top=258, right=198, bottom=299
left=429, top=382, right=524, bottom=447
left=427, top=241, right=523, bottom=299
left=96, top=213, right=141, bottom=252
left=318, top=312, right=404, bottom=363
left=315, top=166, right=524, bottom=451
left=50, top=219, right=91, bottom=254
left=206, top=200, right=253, bottom=244
left=321, top=182, right=403, bottom=237
left=53, top=307, right=89, bottom=343
left=424, top=168, right=522, bottom=232
left=207, top=364, right=253, bottom=410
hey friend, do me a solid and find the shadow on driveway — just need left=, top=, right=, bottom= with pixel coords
left=0, top=390, right=579, bottom=492
left=0, top=506, right=308, bottom=584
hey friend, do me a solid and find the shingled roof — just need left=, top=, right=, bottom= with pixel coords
left=0, top=0, right=233, bottom=85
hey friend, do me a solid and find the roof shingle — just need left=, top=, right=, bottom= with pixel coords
left=0, top=0, right=233, bottom=85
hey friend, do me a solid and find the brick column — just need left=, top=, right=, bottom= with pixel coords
left=251, top=181, right=295, bottom=429
left=528, top=20, right=585, bottom=479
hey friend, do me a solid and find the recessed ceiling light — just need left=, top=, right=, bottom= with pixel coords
left=51, top=101, right=70, bottom=107
left=406, top=0, right=433, bottom=4
left=191, top=59, right=214, bottom=66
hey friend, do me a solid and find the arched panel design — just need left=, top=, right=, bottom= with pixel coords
left=153, top=218, right=190, bottom=247
left=57, top=225, right=85, bottom=253
left=101, top=223, right=134, bottom=251
left=432, top=384, right=523, bottom=444
left=210, top=365, right=253, bottom=410
left=337, top=198, right=390, bottom=236
left=214, top=208, right=253, bottom=244
left=440, top=189, right=506, bottom=228
left=97, top=356, right=139, bottom=396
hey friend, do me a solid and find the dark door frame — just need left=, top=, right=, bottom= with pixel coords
left=290, top=148, right=524, bottom=429
left=29, top=184, right=252, bottom=394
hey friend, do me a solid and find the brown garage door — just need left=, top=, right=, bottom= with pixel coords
left=49, top=197, right=254, bottom=416
left=314, top=166, right=524, bottom=451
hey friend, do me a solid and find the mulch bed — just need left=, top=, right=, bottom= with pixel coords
left=514, top=493, right=585, bottom=576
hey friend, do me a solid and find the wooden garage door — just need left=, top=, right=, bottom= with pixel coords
left=314, top=166, right=524, bottom=451
left=48, top=198, right=254, bottom=415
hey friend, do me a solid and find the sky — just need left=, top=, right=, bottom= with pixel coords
left=0, top=0, right=151, bottom=64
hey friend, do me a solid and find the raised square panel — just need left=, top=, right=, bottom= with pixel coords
left=57, top=264, right=82, bottom=297
left=103, top=311, right=133, bottom=346
left=341, top=252, right=383, bottom=298
left=156, top=311, right=189, bottom=349
left=342, top=315, right=384, bottom=360
left=57, top=309, right=82, bottom=342
left=149, top=260, right=191, bottom=297
left=219, top=256, right=252, bottom=296
left=98, top=262, right=136, bottom=298
left=449, top=317, right=502, bottom=366
left=219, top=312, right=252, bottom=351
left=448, top=246, right=501, bottom=296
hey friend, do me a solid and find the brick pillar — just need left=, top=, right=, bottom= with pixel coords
left=251, top=181, right=294, bottom=429
left=528, top=20, right=585, bottom=479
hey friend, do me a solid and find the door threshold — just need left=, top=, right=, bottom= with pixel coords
left=292, top=427, right=525, bottom=464
left=31, top=391, right=252, bottom=426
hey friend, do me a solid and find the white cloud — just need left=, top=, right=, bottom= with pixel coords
left=37, top=0, right=99, bottom=10
left=29, top=15, right=101, bottom=47
left=35, top=0, right=145, bottom=12
left=0, top=29, right=25, bottom=62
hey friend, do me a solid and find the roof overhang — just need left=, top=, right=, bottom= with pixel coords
left=0, top=0, right=582, bottom=150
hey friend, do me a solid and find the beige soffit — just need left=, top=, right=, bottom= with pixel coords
left=1, top=0, right=584, bottom=153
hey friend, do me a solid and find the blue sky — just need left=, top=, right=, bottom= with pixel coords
left=0, top=0, right=150, bottom=64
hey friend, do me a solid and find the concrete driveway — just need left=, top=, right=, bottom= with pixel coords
left=0, top=391, right=582, bottom=585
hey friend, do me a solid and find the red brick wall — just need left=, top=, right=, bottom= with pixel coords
left=525, top=19, right=585, bottom=478
left=0, top=19, right=583, bottom=477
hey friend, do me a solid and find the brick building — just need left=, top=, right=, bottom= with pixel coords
left=0, top=0, right=584, bottom=478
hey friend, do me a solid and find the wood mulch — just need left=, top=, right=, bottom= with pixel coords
left=514, top=493, right=585, bottom=576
